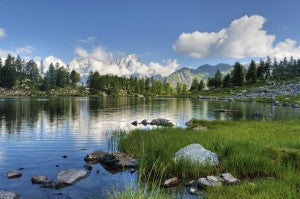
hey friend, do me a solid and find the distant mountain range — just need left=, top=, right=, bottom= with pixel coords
left=165, top=63, right=233, bottom=87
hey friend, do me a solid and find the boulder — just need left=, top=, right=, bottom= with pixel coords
left=31, top=176, right=49, bottom=184
left=84, top=150, right=137, bottom=172
left=174, top=144, right=219, bottom=166
left=55, top=169, right=88, bottom=188
left=0, top=190, right=17, bottom=199
left=101, top=152, right=137, bottom=170
left=84, top=150, right=106, bottom=162
left=163, top=177, right=179, bottom=187
left=6, top=171, right=22, bottom=179
left=221, top=173, right=240, bottom=185
left=150, top=118, right=174, bottom=126
left=197, top=176, right=222, bottom=188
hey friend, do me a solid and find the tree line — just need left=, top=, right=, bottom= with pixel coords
left=206, top=57, right=300, bottom=89
left=0, top=54, right=81, bottom=90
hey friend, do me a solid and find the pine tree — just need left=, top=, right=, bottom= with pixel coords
left=70, top=69, right=80, bottom=86
left=231, top=62, right=245, bottom=86
left=190, top=78, right=199, bottom=91
left=246, top=60, right=257, bottom=83
left=198, top=79, right=205, bottom=91
left=182, top=84, right=188, bottom=95
left=0, top=54, right=17, bottom=88
left=213, top=69, right=222, bottom=88
left=222, top=73, right=231, bottom=87
left=256, top=59, right=265, bottom=80
left=176, top=82, right=183, bottom=95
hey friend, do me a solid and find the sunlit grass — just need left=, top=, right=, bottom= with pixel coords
left=116, top=119, right=300, bottom=198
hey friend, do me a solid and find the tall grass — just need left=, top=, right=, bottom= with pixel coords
left=116, top=119, right=300, bottom=198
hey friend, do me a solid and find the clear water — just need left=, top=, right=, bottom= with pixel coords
left=0, top=97, right=299, bottom=198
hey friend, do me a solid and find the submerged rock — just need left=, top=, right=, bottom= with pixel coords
left=252, top=112, right=262, bottom=118
left=150, top=118, right=174, bottom=126
left=0, top=190, right=17, bottom=199
left=83, top=164, right=93, bottom=171
left=31, top=176, right=49, bottom=184
left=84, top=150, right=137, bottom=172
left=163, top=177, right=179, bottom=187
left=197, top=176, right=222, bottom=188
left=101, top=152, right=137, bottom=171
left=6, top=171, right=22, bottom=179
left=55, top=169, right=88, bottom=188
left=84, top=150, right=106, bottom=162
left=174, top=144, right=219, bottom=166
left=221, top=173, right=240, bottom=185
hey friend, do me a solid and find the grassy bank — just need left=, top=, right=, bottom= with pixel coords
left=116, top=119, right=300, bottom=198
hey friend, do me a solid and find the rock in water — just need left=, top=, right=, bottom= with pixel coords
left=187, top=186, right=202, bottom=195
left=221, top=173, right=240, bottom=185
left=84, top=150, right=106, bottom=162
left=55, top=169, right=88, bottom=188
left=197, top=176, right=222, bottom=188
left=31, top=176, right=49, bottom=184
left=0, top=190, right=17, bottom=199
left=6, top=171, right=22, bottom=179
left=101, top=152, right=137, bottom=170
left=149, top=118, right=174, bottom=126
left=141, top=119, right=148, bottom=126
left=185, top=118, right=197, bottom=126
left=174, top=144, right=219, bottom=166
left=163, top=177, right=179, bottom=187
left=131, top=121, right=138, bottom=126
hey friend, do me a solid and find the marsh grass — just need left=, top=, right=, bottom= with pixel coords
left=116, top=119, right=300, bottom=198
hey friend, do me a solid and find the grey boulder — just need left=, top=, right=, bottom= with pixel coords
left=55, top=169, right=88, bottom=188
left=31, top=176, right=49, bottom=184
left=174, top=144, right=219, bottom=166
left=84, top=150, right=106, bottom=162
left=197, top=176, right=222, bottom=188
left=221, top=173, right=240, bottom=185
left=0, top=190, right=17, bottom=199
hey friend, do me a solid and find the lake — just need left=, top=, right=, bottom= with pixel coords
left=0, top=97, right=299, bottom=198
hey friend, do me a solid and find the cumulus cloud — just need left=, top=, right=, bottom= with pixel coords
left=173, top=15, right=300, bottom=59
left=69, top=46, right=178, bottom=77
left=16, top=45, right=35, bottom=54
left=0, top=28, right=5, bottom=38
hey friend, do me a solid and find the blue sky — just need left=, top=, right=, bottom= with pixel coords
left=0, top=0, right=300, bottom=72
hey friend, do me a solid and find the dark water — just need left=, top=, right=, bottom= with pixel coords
left=0, top=97, right=299, bottom=198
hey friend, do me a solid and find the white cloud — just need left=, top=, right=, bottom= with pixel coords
left=78, top=36, right=96, bottom=44
left=69, top=46, right=178, bottom=77
left=16, top=45, right=35, bottom=54
left=0, top=28, right=5, bottom=38
left=173, top=15, right=300, bottom=59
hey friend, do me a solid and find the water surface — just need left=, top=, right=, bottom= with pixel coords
left=0, top=97, right=299, bottom=198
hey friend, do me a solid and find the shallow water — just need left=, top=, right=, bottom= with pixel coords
left=0, top=97, right=299, bottom=198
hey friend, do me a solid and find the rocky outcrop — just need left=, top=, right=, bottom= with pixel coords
left=174, top=144, right=219, bottom=166
left=0, top=190, right=17, bottom=199
left=6, top=171, right=22, bottom=179
left=192, top=126, right=207, bottom=131
left=55, top=169, right=88, bottom=188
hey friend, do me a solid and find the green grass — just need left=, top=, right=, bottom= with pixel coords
left=116, top=119, right=300, bottom=198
